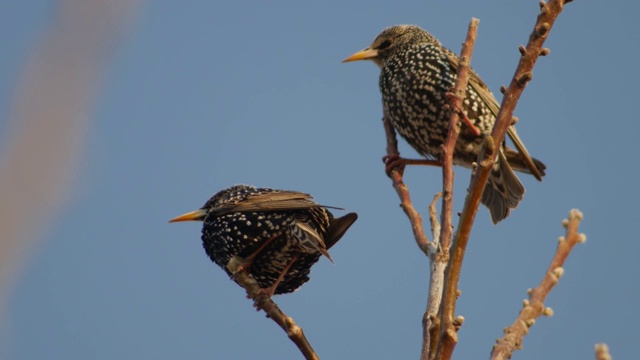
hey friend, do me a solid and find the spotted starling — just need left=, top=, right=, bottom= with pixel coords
left=169, top=185, right=357, bottom=296
left=343, top=25, right=546, bottom=224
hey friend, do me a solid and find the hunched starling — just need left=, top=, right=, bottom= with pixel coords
left=170, top=185, right=357, bottom=296
left=343, top=25, right=546, bottom=223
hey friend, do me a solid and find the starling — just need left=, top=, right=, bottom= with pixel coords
left=343, top=25, right=546, bottom=223
left=169, top=185, right=357, bottom=296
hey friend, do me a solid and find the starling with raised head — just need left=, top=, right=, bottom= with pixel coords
left=343, top=25, right=546, bottom=223
left=170, top=185, right=357, bottom=296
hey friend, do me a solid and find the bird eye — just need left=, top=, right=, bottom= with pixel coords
left=377, top=40, right=392, bottom=50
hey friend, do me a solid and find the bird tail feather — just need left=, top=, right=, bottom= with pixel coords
left=482, top=151, right=525, bottom=224
left=504, top=148, right=546, bottom=179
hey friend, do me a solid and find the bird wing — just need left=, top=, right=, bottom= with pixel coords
left=210, top=190, right=342, bottom=216
left=293, top=220, right=333, bottom=262
left=445, top=52, right=543, bottom=180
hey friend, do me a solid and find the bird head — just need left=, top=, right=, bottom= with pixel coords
left=342, top=25, right=437, bottom=67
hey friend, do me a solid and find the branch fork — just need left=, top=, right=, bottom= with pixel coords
left=380, top=1, right=580, bottom=359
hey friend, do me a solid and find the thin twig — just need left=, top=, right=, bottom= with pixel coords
left=594, top=343, right=612, bottom=360
left=428, top=193, right=442, bottom=251
left=383, top=105, right=442, bottom=360
left=431, top=18, right=479, bottom=360
left=422, top=192, right=444, bottom=360
left=491, top=0, right=570, bottom=151
left=227, top=256, right=319, bottom=360
left=435, top=2, right=570, bottom=359
left=490, top=209, right=586, bottom=360
left=439, top=18, right=479, bottom=252
left=382, top=116, right=433, bottom=256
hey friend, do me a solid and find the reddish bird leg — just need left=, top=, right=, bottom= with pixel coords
left=383, top=154, right=442, bottom=176
left=234, top=234, right=282, bottom=275
left=445, top=91, right=481, bottom=137
left=262, top=255, right=300, bottom=298
left=253, top=255, right=300, bottom=311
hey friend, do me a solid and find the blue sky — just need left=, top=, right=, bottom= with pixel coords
left=2, top=1, right=638, bottom=359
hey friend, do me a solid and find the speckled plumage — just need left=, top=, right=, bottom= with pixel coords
left=173, top=185, right=357, bottom=295
left=344, top=25, right=546, bottom=223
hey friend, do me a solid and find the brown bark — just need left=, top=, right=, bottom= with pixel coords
left=227, top=256, right=319, bottom=360
left=490, top=210, right=585, bottom=360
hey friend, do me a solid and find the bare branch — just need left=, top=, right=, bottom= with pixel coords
left=436, top=1, right=571, bottom=358
left=439, top=18, right=479, bottom=252
left=428, top=193, right=442, bottom=251
left=382, top=116, right=432, bottom=255
left=383, top=112, right=445, bottom=360
left=490, top=209, right=586, bottom=360
left=432, top=18, right=479, bottom=360
left=594, top=344, right=612, bottom=360
left=227, top=256, right=319, bottom=360
left=384, top=91, right=447, bottom=360
left=416, top=192, right=442, bottom=360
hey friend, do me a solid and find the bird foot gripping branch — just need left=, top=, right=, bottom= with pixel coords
left=227, top=256, right=272, bottom=311
left=382, top=154, right=442, bottom=177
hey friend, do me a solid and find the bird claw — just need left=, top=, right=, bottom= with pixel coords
left=383, top=154, right=406, bottom=177
left=252, top=288, right=274, bottom=312
left=383, top=154, right=443, bottom=177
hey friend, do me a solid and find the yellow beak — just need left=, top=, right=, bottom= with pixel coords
left=342, top=48, right=379, bottom=63
left=168, top=209, right=207, bottom=223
